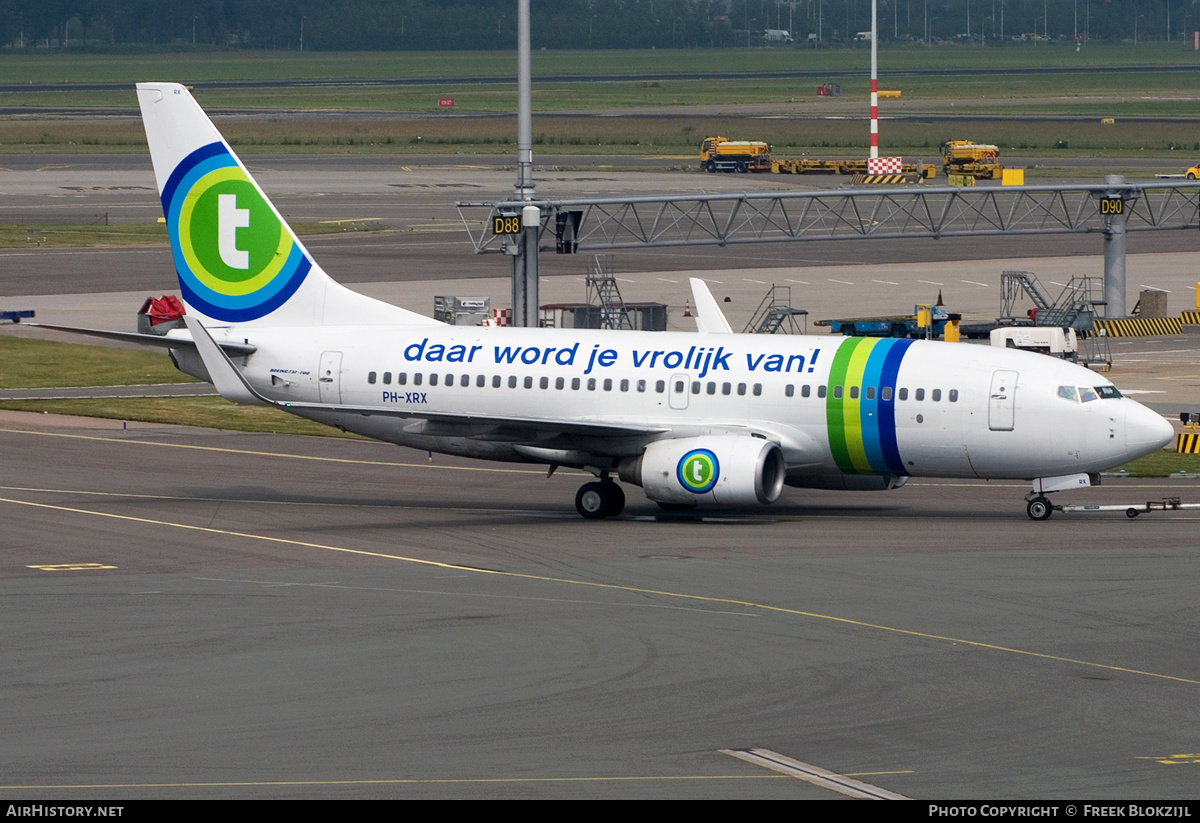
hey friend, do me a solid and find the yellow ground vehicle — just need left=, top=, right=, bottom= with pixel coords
left=700, top=136, right=771, bottom=173
left=941, top=140, right=1003, bottom=179
left=1185, top=165, right=1200, bottom=180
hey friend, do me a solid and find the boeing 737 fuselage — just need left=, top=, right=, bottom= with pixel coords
left=60, top=84, right=1179, bottom=520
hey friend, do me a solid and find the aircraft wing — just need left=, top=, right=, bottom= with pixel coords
left=689, top=278, right=733, bottom=334
left=184, top=317, right=666, bottom=443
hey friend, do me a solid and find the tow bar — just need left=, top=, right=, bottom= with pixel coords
left=1057, top=497, right=1200, bottom=519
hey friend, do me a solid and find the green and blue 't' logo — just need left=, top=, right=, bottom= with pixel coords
left=161, top=142, right=310, bottom=322
left=677, top=448, right=719, bottom=494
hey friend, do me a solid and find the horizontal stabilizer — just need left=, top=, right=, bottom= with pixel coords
left=29, top=323, right=257, bottom=355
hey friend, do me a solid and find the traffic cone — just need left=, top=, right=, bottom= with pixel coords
left=683, top=299, right=692, bottom=317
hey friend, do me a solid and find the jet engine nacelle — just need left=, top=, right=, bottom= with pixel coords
left=619, top=434, right=786, bottom=506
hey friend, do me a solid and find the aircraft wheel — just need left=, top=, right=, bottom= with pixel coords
left=1126, top=507, right=1140, bottom=518
left=1026, top=496, right=1053, bottom=521
left=605, top=483, right=626, bottom=518
left=576, top=482, right=609, bottom=519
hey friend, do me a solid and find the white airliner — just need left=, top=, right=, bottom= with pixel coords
left=61, top=83, right=1178, bottom=520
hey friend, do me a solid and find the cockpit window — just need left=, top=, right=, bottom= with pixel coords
left=1059, top=385, right=1123, bottom=403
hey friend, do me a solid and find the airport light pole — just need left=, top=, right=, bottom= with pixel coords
left=511, top=0, right=539, bottom=327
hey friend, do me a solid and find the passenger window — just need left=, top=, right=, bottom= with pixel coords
left=539, top=376, right=548, bottom=389
left=691, top=381, right=700, bottom=394
left=722, top=382, right=731, bottom=396
left=508, top=376, right=517, bottom=388
left=444, top=374, right=452, bottom=386
left=398, top=372, right=407, bottom=386
left=637, top=380, right=646, bottom=393
left=785, top=384, right=794, bottom=397
left=382, top=372, right=391, bottom=385
left=656, top=380, right=666, bottom=393
left=753, top=383, right=762, bottom=397
left=932, top=389, right=941, bottom=401
left=899, top=387, right=908, bottom=400
left=706, top=382, right=716, bottom=395
left=368, top=371, right=377, bottom=384
left=881, top=386, right=892, bottom=401
left=737, top=383, right=747, bottom=396
left=833, top=386, right=843, bottom=399
left=802, top=385, right=811, bottom=398
left=603, top=379, right=612, bottom=391
left=620, top=379, right=629, bottom=392
left=850, top=386, right=859, bottom=400
left=476, top=375, right=486, bottom=388
left=555, top=377, right=564, bottom=390
left=866, top=387, right=875, bottom=400
left=818, top=385, right=827, bottom=398
left=460, top=375, right=470, bottom=387
left=674, top=380, right=684, bottom=393
left=572, top=377, right=581, bottom=390
left=915, top=388, right=925, bottom=401
left=429, top=374, right=439, bottom=387
left=492, top=375, right=501, bottom=388
left=414, top=373, right=423, bottom=386
left=524, top=376, right=533, bottom=389
left=587, top=378, right=596, bottom=391
left=949, top=389, right=958, bottom=402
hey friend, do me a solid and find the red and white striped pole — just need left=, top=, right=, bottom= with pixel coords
left=869, top=0, right=878, bottom=159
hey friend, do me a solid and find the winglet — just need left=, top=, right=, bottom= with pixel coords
left=689, top=278, right=733, bottom=334
left=184, top=317, right=269, bottom=406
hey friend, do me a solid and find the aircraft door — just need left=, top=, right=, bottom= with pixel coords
left=318, top=351, right=343, bottom=404
left=669, top=373, right=689, bottom=410
left=988, top=369, right=1017, bottom=431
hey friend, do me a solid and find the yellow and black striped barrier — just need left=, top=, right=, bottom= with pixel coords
left=1177, top=432, right=1200, bottom=454
left=1092, top=317, right=1182, bottom=337
left=850, top=173, right=920, bottom=185
left=1180, top=311, right=1200, bottom=325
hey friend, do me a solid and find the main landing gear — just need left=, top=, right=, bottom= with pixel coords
left=575, top=476, right=625, bottom=519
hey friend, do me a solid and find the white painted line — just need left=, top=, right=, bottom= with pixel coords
left=1140, top=284, right=1172, bottom=292
left=961, top=280, right=990, bottom=287
left=872, top=279, right=899, bottom=286
left=828, top=278, right=854, bottom=285
left=743, top=278, right=766, bottom=284
left=917, top=279, right=944, bottom=286
left=658, top=278, right=679, bottom=283
left=785, top=279, right=810, bottom=285
left=721, top=748, right=910, bottom=800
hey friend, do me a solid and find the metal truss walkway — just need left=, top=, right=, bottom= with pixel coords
left=460, top=180, right=1200, bottom=252
left=459, top=178, right=1200, bottom=318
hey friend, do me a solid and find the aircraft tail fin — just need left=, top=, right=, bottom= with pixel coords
left=136, top=83, right=437, bottom=329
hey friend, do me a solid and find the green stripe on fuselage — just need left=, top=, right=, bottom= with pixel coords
left=825, top=337, right=877, bottom=473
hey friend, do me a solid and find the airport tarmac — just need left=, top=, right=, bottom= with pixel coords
left=2, top=154, right=1199, bottom=799
left=1, top=411, right=1199, bottom=800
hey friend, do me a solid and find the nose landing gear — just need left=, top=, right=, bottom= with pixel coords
left=1026, top=495, right=1054, bottom=521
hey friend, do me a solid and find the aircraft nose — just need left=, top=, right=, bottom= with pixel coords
left=1124, top=402, right=1175, bottom=460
